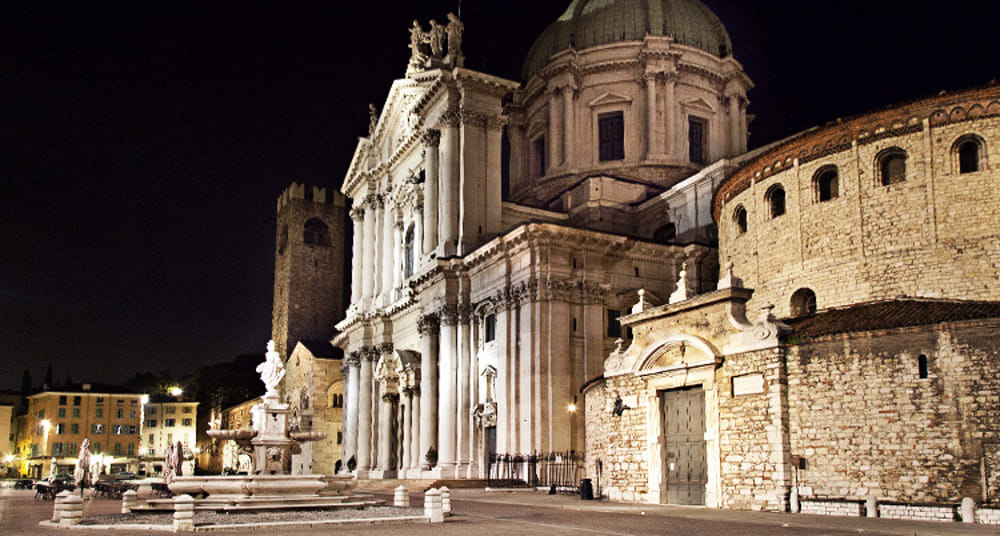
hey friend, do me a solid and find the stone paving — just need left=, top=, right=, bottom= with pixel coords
left=4, top=486, right=1000, bottom=535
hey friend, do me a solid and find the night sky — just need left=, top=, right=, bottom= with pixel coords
left=3, top=1, right=999, bottom=392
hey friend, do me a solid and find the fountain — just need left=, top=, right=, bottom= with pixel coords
left=139, top=341, right=371, bottom=510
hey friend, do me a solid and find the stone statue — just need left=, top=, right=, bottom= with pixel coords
left=48, top=457, right=57, bottom=482
left=172, top=441, right=184, bottom=478
left=75, top=438, right=91, bottom=493
left=445, top=12, right=464, bottom=63
left=428, top=19, right=445, bottom=58
left=408, top=20, right=428, bottom=69
left=368, top=103, right=379, bottom=137
left=163, top=443, right=176, bottom=484
left=257, top=340, right=286, bottom=397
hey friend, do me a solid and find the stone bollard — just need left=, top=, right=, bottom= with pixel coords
left=424, top=488, right=443, bottom=523
left=441, top=486, right=451, bottom=516
left=122, top=489, right=138, bottom=514
left=394, top=485, right=410, bottom=507
left=961, top=497, right=976, bottom=523
left=172, top=494, right=195, bottom=532
left=789, top=487, right=799, bottom=513
left=866, top=496, right=878, bottom=518
left=53, top=490, right=73, bottom=522
left=60, top=493, right=83, bottom=527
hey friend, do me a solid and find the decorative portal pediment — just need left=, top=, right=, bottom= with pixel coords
left=609, top=334, right=720, bottom=378
left=681, top=97, right=715, bottom=113
left=588, top=92, right=633, bottom=108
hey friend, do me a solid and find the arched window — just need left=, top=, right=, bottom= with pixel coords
left=327, top=382, right=344, bottom=408
left=814, top=166, right=839, bottom=202
left=877, top=148, right=907, bottom=186
left=953, top=135, right=985, bottom=174
left=766, top=185, right=786, bottom=218
left=403, top=225, right=415, bottom=279
left=303, top=218, right=331, bottom=246
left=790, top=288, right=817, bottom=317
left=733, top=205, right=747, bottom=234
left=484, top=314, right=496, bottom=343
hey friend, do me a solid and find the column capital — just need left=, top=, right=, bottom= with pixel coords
left=422, top=129, right=441, bottom=147
left=377, top=342, right=395, bottom=355
left=346, top=352, right=363, bottom=367
left=349, top=206, right=365, bottom=221
left=381, top=392, right=400, bottom=403
left=417, top=314, right=440, bottom=335
left=440, top=109, right=461, bottom=128
left=439, top=304, right=460, bottom=326
left=362, top=346, right=380, bottom=362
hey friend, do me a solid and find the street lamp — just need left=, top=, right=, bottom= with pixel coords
left=169, top=387, right=183, bottom=397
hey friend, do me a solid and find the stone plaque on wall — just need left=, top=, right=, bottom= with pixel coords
left=732, top=373, right=764, bottom=396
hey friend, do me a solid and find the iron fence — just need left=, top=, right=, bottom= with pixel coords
left=487, top=451, right=584, bottom=492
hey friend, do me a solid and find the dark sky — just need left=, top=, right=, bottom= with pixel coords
left=3, top=1, right=998, bottom=392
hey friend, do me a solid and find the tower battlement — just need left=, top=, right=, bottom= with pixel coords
left=277, top=182, right=346, bottom=212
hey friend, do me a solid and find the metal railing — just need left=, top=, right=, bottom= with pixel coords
left=487, top=451, right=584, bottom=492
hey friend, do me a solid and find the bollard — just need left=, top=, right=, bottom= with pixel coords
left=60, top=494, right=83, bottom=526
left=122, top=489, right=138, bottom=514
left=865, top=496, right=878, bottom=518
left=789, top=487, right=800, bottom=513
left=961, top=497, right=976, bottom=523
left=394, top=485, right=410, bottom=507
left=440, top=486, right=451, bottom=516
left=424, top=488, right=443, bottom=523
left=53, top=490, right=72, bottom=522
left=172, top=494, right=195, bottom=532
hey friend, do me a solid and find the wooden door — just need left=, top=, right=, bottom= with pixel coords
left=662, top=387, right=706, bottom=505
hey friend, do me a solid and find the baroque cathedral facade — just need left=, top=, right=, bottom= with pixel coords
left=273, top=0, right=1000, bottom=513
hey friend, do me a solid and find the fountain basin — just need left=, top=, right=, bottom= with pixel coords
left=169, top=474, right=327, bottom=498
left=288, top=431, right=327, bottom=442
left=206, top=429, right=258, bottom=441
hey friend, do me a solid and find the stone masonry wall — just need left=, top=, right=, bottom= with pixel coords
left=717, top=348, right=789, bottom=511
left=586, top=373, right=650, bottom=502
left=786, top=321, right=1000, bottom=504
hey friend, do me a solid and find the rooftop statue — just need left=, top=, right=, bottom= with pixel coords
left=257, top=339, right=286, bottom=397
left=445, top=12, right=464, bottom=66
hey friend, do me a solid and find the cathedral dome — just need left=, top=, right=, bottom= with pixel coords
left=523, top=0, right=733, bottom=81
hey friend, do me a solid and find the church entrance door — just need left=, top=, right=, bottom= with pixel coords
left=660, top=387, right=706, bottom=505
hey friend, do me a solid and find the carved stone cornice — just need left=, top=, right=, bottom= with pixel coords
left=460, top=109, right=500, bottom=129
left=509, top=278, right=539, bottom=307
left=422, top=129, right=441, bottom=147
left=417, top=314, right=440, bottom=335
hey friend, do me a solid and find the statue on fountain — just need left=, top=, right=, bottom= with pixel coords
left=257, top=340, right=286, bottom=397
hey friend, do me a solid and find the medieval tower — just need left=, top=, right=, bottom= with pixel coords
left=271, top=182, right=348, bottom=360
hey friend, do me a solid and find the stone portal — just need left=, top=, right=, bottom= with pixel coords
left=661, top=387, right=706, bottom=505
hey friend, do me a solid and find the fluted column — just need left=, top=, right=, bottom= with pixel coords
left=410, top=386, right=421, bottom=471
left=349, top=207, right=364, bottom=307
left=392, top=219, right=404, bottom=296
left=645, top=73, right=659, bottom=159
left=437, top=307, right=459, bottom=473
left=664, top=74, right=676, bottom=159
left=439, top=113, right=459, bottom=257
left=361, top=197, right=377, bottom=307
left=495, top=301, right=509, bottom=454
left=418, top=315, right=439, bottom=470
left=549, top=89, right=563, bottom=167
left=562, top=87, right=574, bottom=165
left=357, top=349, right=375, bottom=471
left=381, top=199, right=394, bottom=305
left=413, top=206, right=423, bottom=268
left=371, top=197, right=383, bottom=301
left=422, top=130, right=440, bottom=255
left=343, top=354, right=361, bottom=472
left=455, top=308, right=471, bottom=471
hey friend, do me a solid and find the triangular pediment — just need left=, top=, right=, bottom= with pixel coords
left=588, top=92, right=632, bottom=108
left=682, top=97, right=715, bottom=113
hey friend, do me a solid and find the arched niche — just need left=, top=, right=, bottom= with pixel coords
left=635, top=334, right=719, bottom=376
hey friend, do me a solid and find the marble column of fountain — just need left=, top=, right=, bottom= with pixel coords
left=140, top=341, right=372, bottom=511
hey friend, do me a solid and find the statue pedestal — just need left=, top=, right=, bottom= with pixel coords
left=251, top=394, right=294, bottom=475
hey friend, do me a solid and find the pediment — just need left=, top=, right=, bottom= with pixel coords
left=588, top=92, right=632, bottom=108
left=681, top=97, right=715, bottom=113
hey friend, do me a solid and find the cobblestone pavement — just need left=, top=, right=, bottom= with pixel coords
left=4, top=486, right=1000, bottom=535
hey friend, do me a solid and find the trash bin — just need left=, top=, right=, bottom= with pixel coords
left=580, top=478, right=594, bottom=500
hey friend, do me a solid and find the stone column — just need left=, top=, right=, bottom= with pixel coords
left=410, top=386, right=421, bottom=471
left=392, top=218, right=404, bottom=296
left=645, top=73, right=659, bottom=159
left=357, top=349, right=375, bottom=471
left=343, top=355, right=361, bottom=471
left=422, top=130, right=440, bottom=255
left=455, top=308, right=472, bottom=472
left=418, top=315, right=439, bottom=469
left=401, top=389, right=412, bottom=470
left=495, top=302, right=509, bottom=454
left=562, top=87, right=574, bottom=165
left=549, top=89, right=563, bottom=167
left=371, top=196, right=383, bottom=301
left=466, top=314, right=480, bottom=477
left=381, top=199, right=395, bottom=304
left=413, top=205, right=424, bottom=267
left=439, top=113, right=460, bottom=257
left=664, top=74, right=676, bottom=159
left=349, top=207, right=364, bottom=307
left=361, top=197, right=377, bottom=307
left=438, top=307, right=459, bottom=473
left=378, top=391, right=398, bottom=471
left=508, top=124, right=525, bottom=193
